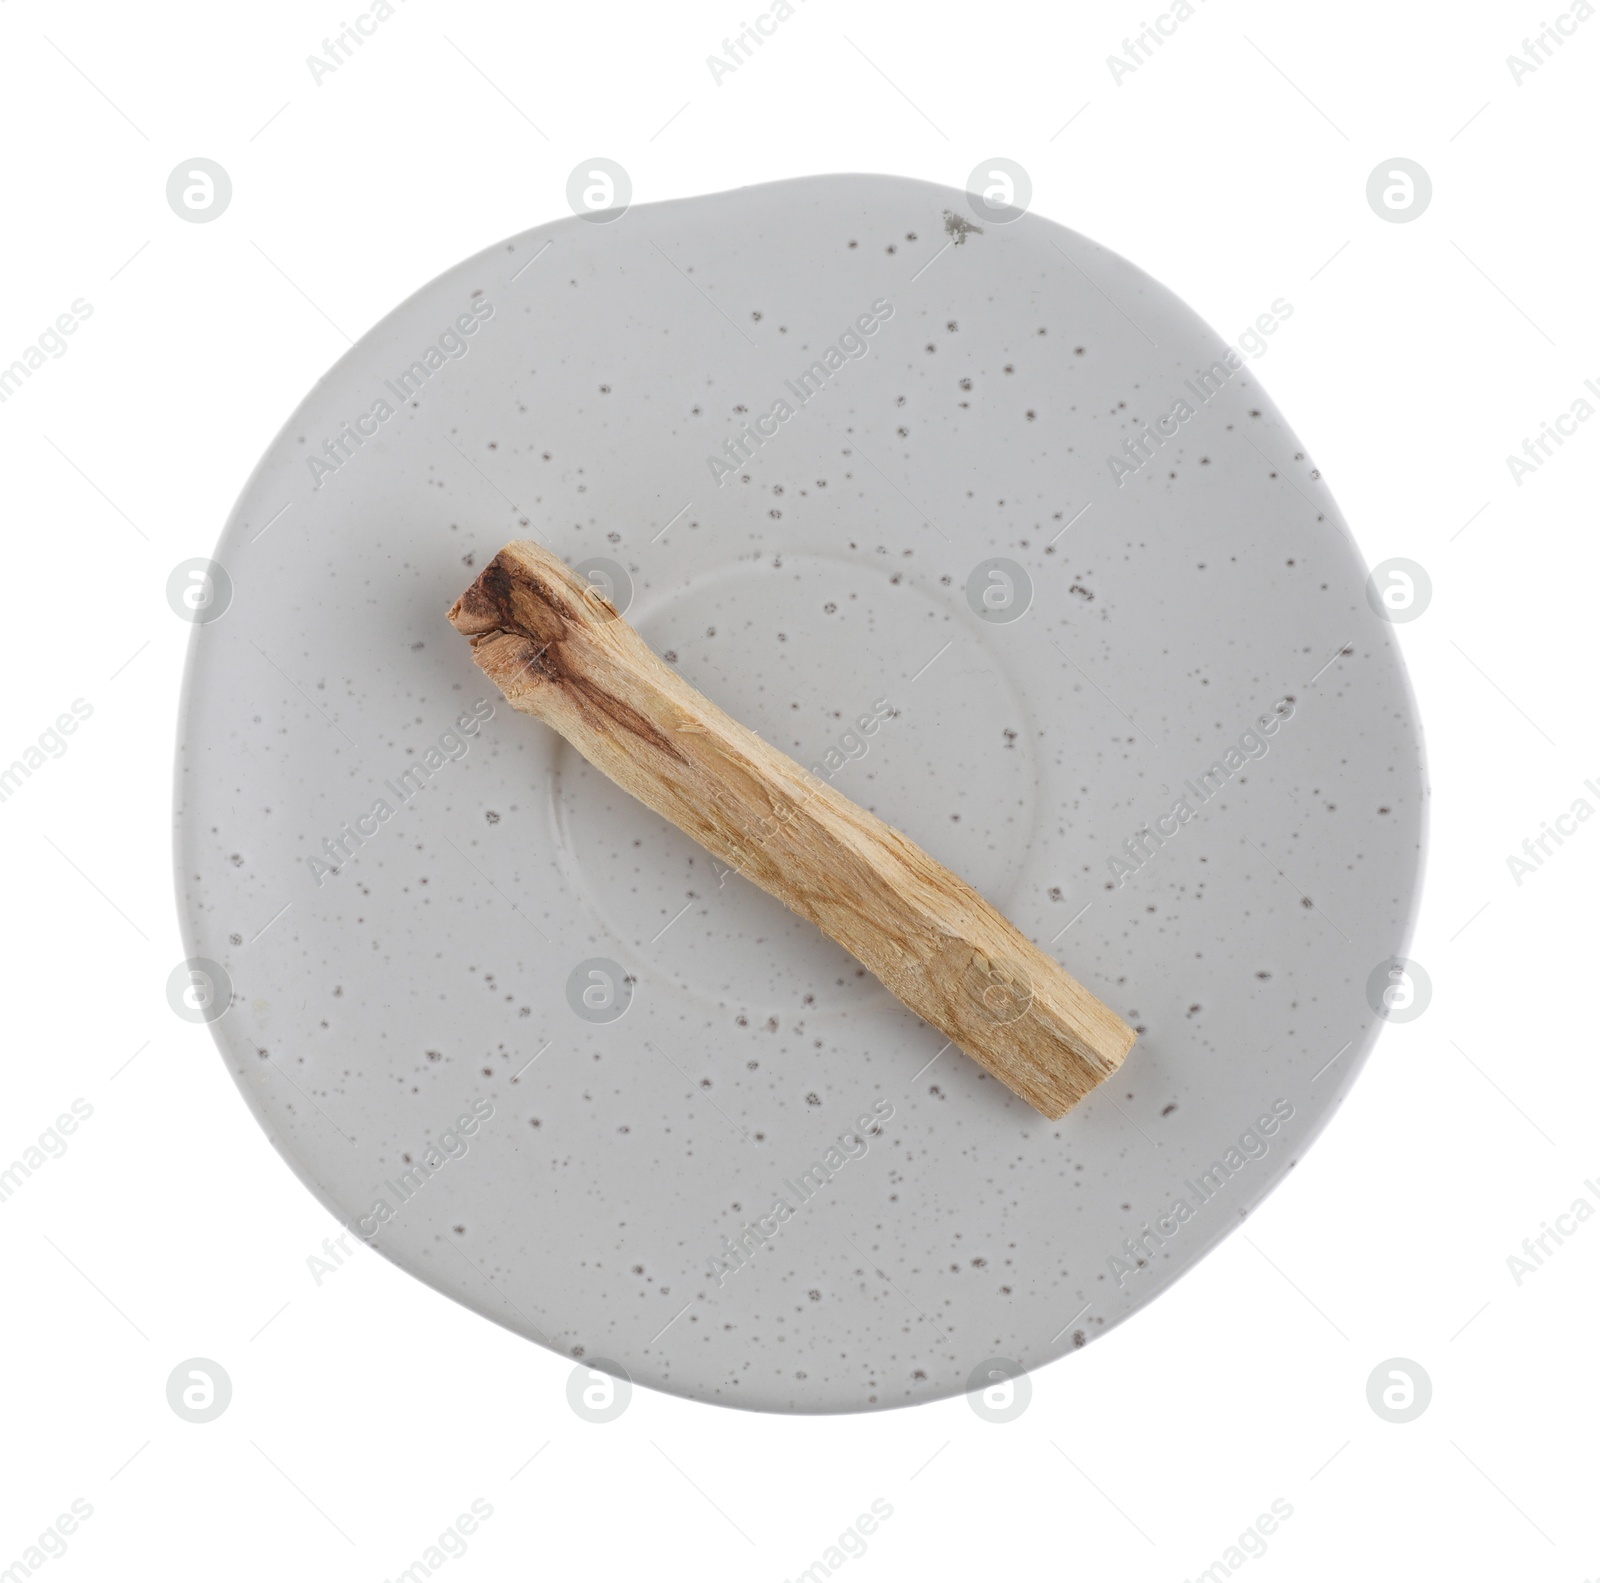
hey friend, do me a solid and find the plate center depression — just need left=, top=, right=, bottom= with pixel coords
left=550, top=553, right=1040, bottom=1014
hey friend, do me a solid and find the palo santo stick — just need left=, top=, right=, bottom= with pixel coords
left=448, top=541, right=1136, bottom=1119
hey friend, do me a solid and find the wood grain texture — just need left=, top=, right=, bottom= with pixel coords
left=447, top=540, right=1136, bottom=1119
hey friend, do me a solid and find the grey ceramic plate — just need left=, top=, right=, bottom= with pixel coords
left=175, top=173, right=1426, bottom=1412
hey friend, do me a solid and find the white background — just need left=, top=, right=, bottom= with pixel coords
left=1, top=0, right=1595, bottom=1578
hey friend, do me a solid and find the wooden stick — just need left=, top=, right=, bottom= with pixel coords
left=448, top=541, right=1136, bottom=1118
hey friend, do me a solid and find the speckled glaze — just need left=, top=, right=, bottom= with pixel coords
left=175, top=174, right=1426, bottom=1412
